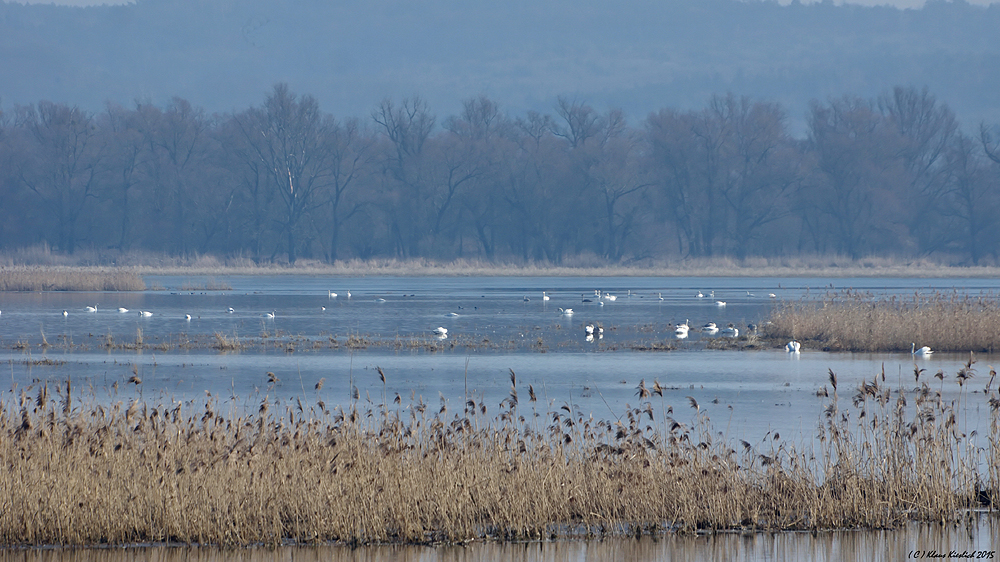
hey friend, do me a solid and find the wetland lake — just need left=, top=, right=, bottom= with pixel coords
left=1, top=275, right=998, bottom=443
left=1, top=274, right=999, bottom=556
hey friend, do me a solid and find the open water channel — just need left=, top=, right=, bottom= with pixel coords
left=0, top=275, right=998, bottom=558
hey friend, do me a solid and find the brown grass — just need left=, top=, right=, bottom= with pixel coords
left=0, top=364, right=997, bottom=547
left=767, top=291, right=1000, bottom=352
left=0, top=266, right=145, bottom=291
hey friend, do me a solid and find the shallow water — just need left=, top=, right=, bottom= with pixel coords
left=0, top=514, right=996, bottom=561
left=0, top=276, right=996, bottom=444
left=1, top=275, right=999, bottom=555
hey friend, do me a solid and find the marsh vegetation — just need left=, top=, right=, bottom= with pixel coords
left=767, top=291, right=1000, bottom=352
left=0, top=364, right=996, bottom=547
left=0, top=267, right=145, bottom=292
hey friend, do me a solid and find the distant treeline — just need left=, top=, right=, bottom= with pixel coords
left=1, top=84, right=999, bottom=265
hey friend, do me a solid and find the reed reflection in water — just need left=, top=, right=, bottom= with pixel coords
left=1, top=514, right=994, bottom=562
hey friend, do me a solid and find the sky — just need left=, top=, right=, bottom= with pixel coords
left=11, top=0, right=1000, bottom=6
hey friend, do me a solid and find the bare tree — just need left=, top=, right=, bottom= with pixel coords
left=235, top=84, right=335, bottom=264
left=15, top=101, right=104, bottom=254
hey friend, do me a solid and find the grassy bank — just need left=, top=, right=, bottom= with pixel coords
left=767, top=291, right=1000, bottom=352
left=0, top=267, right=145, bottom=292
left=6, top=247, right=1000, bottom=277
left=0, top=367, right=996, bottom=547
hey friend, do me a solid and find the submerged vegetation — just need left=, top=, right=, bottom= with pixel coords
left=0, top=267, right=145, bottom=292
left=767, top=290, right=1000, bottom=352
left=0, top=366, right=997, bottom=547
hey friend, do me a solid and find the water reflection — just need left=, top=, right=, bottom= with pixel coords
left=1, top=515, right=995, bottom=561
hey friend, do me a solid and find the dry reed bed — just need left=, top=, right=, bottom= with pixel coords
left=0, top=267, right=145, bottom=292
left=767, top=291, right=1000, bottom=352
left=1, top=366, right=998, bottom=548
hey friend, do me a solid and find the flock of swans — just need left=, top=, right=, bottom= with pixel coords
left=26, top=287, right=937, bottom=358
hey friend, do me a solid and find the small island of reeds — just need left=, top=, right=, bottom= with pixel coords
left=0, top=266, right=145, bottom=292
left=0, top=366, right=997, bottom=547
left=766, top=290, right=1000, bottom=353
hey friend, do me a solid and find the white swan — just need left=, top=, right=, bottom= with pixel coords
left=786, top=340, right=801, bottom=353
left=85, top=304, right=98, bottom=312
left=716, top=301, right=727, bottom=307
left=604, top=293, right=617, bottom=301
left=227, top=307, right=235, bottom=314
left=658, top=292, right=664, bottom=301
left=559, top=308, right=574, bottom=315
left=138, top=310, right=153, bottom=317
left=346, top=290, right=352, bottom=298
left=433, top=327, right=448, bottom=335
left=542, top=291, right=550, bottom=301
left=721, top=323, right=739, bottom=337
left=185, top=314, right=192, bottom=321
left=328, top=290, right=338, bottom=298
left=912, top=343, right=933, bottom=357
left=446, top=312, right=459, bottom=317
left=118, top=307, right=129, bottom=313
left=265, top=311, right=275, bottom=319
left=585, top=324, right=595, bottom=334
left=696, top=291, right=704, bottom=298
left=62, top=310, right=68, bottom=317
left=702, top=322, right=717, bottom=330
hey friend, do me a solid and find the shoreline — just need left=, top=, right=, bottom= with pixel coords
left=6, top=258, right=1000, bottom=279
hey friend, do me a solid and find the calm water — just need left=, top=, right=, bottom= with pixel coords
left=1, top=275, right=998, bottom=555
left=0, top=514, right=996, bottom=561
left=0, top=276, right=995, bottom=443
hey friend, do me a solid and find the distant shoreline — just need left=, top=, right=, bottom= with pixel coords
left=4, top=257, right=1000, bottom=280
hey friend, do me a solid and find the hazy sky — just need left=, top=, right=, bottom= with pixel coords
left=12, top=0, right=1000, bottom=6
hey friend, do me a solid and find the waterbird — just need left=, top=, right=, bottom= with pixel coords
left=227, top=307, right=235, bottom=313
left=118, top=307, right=129, bottom=313
left=912, top=343, right=933, bottom=357
left=265, top=311, right=275, bottom=319
left=696, top=291, right=704, bottom=298
left=138, top=310, right=153, bottom=317
left=433, top=327, right=448, bottom=335
left=786, top=340, right=801, bottom=353
left=769, top=293, right=777, bottom=299
left=721, top=323, right=739, bottom=337
left=716, top=301, right=727, bottom=307
left=523, top=296, right=530, bottom=302
left=559, top=308, right=574, bottom=315
left=62, top=310, right=68, bottom=317
left=375, top=298, right=386, bottom=303
left=85, top=304, right=98, bottom=312
left=346, top=290, right=351, bottom=298
left=185, top=314, right=192, bottom=321
left=542, top=291, right=550, bottom=301
left=446, top=312, right=459, bottom=317
left=328, top=290, right=338, bottom=298
left=702, top=322, right=717, bottom=330
left=658, top=293, right=664, bottom=301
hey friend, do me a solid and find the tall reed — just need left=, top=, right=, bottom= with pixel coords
left=0, top=366, right=995, bottom=547
left=767, top=290, right=1000, bottom=352
left=0, top=267, right=145, bottom=291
